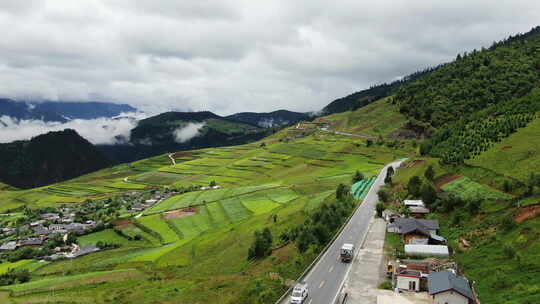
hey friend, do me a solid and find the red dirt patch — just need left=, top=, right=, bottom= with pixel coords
left=172, top=152, right=194, bottom=158
left=114, top=219, right=132, bottom=229
left=502, top=146, right=513, bottom=150
left=164, top=207, right=197, bottom=219
left=434, top=174, right=463, bottom=190
left=515, top=204, right=540, bottom=223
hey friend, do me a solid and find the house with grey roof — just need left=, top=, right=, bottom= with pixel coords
left=41, top=213, right=60, bottom=221
left=69, top=245, right=100, bottom=258
left=33, top=225, right=50, bottom=236
left=0, top=241, right=18, bottom=251
left=19, top=239, right=44, bottom=247
left=388, top=218, right=446, bottom=245
left=428, top=271, right=475, bottom=304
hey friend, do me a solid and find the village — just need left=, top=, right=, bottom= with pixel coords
left=376, top=199, right=477, bottom=304
left=0, top=183, right=217, bottom=263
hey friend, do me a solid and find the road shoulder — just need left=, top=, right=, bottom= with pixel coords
left=343, top=218, right=386, bottom=304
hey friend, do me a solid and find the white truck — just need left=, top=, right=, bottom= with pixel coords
left=340, top=243, right=355, bottom=263
left=290, top=282, right=309, bottom=304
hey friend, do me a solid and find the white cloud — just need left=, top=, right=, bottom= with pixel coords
left=173, top=122, right=206, bottom=143
left=0, top=112, right=146, bottom=145
left=0, top=1, right=537, bottom=114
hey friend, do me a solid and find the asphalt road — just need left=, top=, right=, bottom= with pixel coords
left=279, top=160, right=403, bottom=304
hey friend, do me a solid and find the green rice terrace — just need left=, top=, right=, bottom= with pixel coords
left=0, top=122, right=411, bottom=304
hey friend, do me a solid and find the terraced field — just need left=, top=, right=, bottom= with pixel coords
left=136, top=215, right=180, bottom=243
left=0, top=119, right=411, bottom=304
left=441, top=176, right=513, bottom=201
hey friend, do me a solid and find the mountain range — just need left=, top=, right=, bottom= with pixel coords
left=0, top=99, right=136, bottom=122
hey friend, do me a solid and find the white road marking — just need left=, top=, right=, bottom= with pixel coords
left=319, top=281, right=325, bottom=288
left=308, top=299, right=313, bottom=304
left=329, top=266, right=334, bottom=273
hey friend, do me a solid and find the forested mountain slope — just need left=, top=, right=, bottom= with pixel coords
left=99, top=111, right=271, bottom=163
left=322, top=68, right=434, bottom=115
left=393, top=26, right=540, bottom=163
left=0, top=129, right=110, bottom=188
left=226, top=110, right=310, bottom=128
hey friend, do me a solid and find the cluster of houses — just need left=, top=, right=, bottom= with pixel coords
left=126, top=186, right=214, bottom=213
left=0, top=209, right=97, bottom=256
left=125, top=185, right=220, bottom=213
left=383, top=199, right=477, bottom=304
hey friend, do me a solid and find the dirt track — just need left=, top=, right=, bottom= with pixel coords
left=515, top=204, right=540, bottom=223
left=434, top=174, right=462, bottom=189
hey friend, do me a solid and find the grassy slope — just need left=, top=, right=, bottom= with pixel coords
left=468, top=117, right=540, bottom=182
left=318, top=97, right=407, bottom=136
left=0, top=103, right=412, bottom=304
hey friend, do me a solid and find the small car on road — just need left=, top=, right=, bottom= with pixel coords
left=290, top=282, right=308, bottom=304
left=340, top=243, right=355, bottom=262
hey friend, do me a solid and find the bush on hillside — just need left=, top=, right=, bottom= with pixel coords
left=407, top=176, right=423, bottom=197
left=377, top=189, right=391, bottom=203
left=248, top=228, right=273, bottom=260
left=424, top=165, right=435, bottom=181
left=352, top=171, right=364, bottom=183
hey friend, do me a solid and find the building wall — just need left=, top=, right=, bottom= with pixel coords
left=433, top=290, right=469, bottom=304
left=396, top=276, right=420, bottom=291
left=404, top=233, right=428, bottom=244
left=387, top=225, right=400, bottom=233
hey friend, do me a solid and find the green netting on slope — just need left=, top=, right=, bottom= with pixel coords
left=351, top=177, right=376, bottom=200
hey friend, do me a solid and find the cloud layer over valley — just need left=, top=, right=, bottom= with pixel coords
left=0, top=113, right=145, bottom=145
left=0, top=1, right=538, bottom=115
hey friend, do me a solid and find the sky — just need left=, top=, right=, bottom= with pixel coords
left=0, top=0, right=538, bottom=115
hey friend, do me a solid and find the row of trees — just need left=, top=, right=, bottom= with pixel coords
left=421, top=112, right=535, bottom=164
left=281, top=184, right=356, bottom=253
left=0, top=269, right=30, bottom=286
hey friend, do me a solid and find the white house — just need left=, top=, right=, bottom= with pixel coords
left=395, top=270, right=422, bottom=292
left=428, top=271, right=475, bottom=304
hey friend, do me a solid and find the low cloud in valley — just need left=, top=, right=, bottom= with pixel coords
left=173, top=122, right=206, bottom=143
left=0, top=113, right=145, bottom=145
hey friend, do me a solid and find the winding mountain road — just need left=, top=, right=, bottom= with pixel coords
left=278, top=160, right=403, bottom=304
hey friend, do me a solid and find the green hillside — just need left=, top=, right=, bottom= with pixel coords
left=467, top=117, right=540, bottom=182
left=320, top=97, right=408, bottom=136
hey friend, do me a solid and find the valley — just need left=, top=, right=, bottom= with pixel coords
left=0, top=107, right=412, bottom=303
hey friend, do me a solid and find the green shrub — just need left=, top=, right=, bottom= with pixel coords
left=378, top=281, right=393, bottom=290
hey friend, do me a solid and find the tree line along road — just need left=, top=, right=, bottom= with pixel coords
left=278, top=160, right=404, bottom=304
